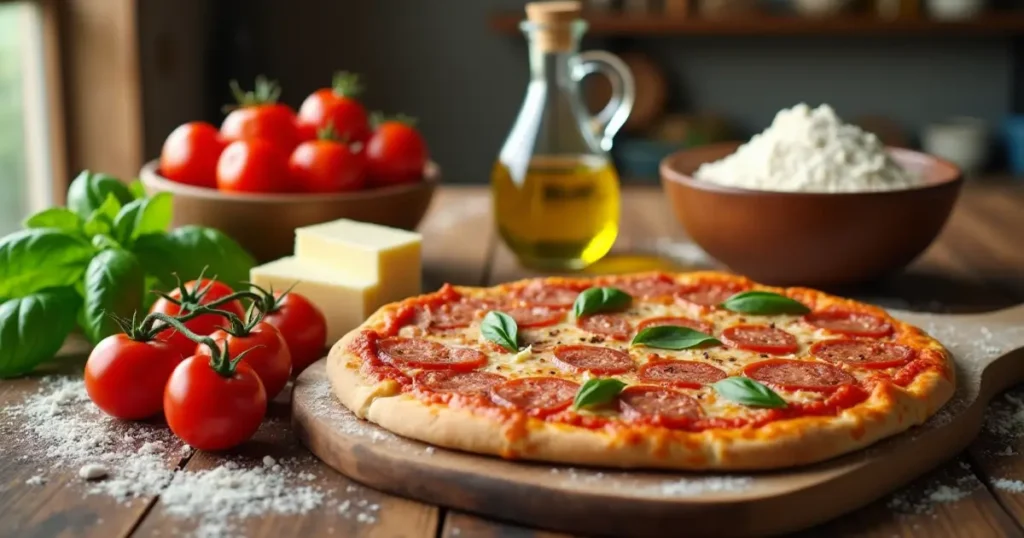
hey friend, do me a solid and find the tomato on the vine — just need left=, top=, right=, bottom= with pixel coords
left=219, top=76, right=300, bottom=154
left=366, top=119, right=428, bottom=187
left=160, top=121, right=226, bottom=188
left=85, top=333, right=182, bottom=420
left=164, top=353, right=267, bottom=451
left=261, top=291, right=327, bottom=375
left=150, top=279, right=245, bottom=360
left=217, top=139, right=291, bottom=193
left=297, top=72, right=370, bottom=145
left=288, top=130, right=366, bottom=193
left=199, top=321, right=292, bottom=399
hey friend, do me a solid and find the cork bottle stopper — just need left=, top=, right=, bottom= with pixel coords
left=525, top=1, right=582, bottom=53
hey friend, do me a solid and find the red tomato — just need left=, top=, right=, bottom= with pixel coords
left=164, top=355, right=267, bottom=451
left=296, top=73, right=371, bottom=144
left=288, top=139, right=366, bottom=193
left=262, top=292, right=328, bottom=375
left=219, top=78, right=300, bottom=153
left=216, top=139, right=291, bottom=193
left=366, top=121, right=428, bottom=186
left=159, top=122, right=226, bottom=188
left=150, top=279, right=245, bottom=360
left=84, top=334, right=182, bottom=420
left=199, top=322, right=292, bottom=399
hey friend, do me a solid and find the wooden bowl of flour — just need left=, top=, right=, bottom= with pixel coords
left=660, top=142, right=963, bottom=287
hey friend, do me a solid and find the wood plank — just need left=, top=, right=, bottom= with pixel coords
left=796, top=456, right=1023, bottom=538
left=969, top=386, right=1024, bottom=529
left=131, top=390, right=440, bottom=538
left=0, top=341, right=189, bottom=538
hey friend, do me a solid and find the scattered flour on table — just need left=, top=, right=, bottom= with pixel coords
left=886, top=461, right=981, bottom=515
left=694, top=103, right=920, bottom=193
left=3, top=376, right=384, bottom=538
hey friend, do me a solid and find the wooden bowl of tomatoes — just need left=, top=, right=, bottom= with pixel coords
left=143, top=74, right=438, bottom=263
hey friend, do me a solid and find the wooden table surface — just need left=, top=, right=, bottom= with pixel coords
left=5, top=183, right=1024, bottom=538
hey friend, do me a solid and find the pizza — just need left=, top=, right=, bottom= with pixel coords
left=326, top=271, right=954, bottom=470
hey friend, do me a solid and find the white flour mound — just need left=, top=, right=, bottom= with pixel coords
left=694, top=103, right=919, bottom=193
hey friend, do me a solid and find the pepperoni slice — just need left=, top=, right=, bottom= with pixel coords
left=744, top=359, right=855, bottom=393
left=636, top=316, right=713, bottom=335
left=618, top=386, right=703, bottom=428
left=421, top=299, right=492, bottom=330
left=502, top=305, right=567, bottom=328
left=490, top=377, right=579, bottom=416
left=678, top=282, right=746, bottom=307
left=721, top=324, right=798, bottom=355
left=611, top=275, right=683, bottom=299
left=553, top=345, right=634, bottom=375
left=810, top=339, right=914, bottom=369
left=805, top=310, right=893, bottom=338
left=638, top=360, right=727, bottom=389
left=577, top=314, right=631, bottom=340
left=377, top=337, right=488, bottom=372
left=514, top=282, right=582, bottom=308
left=414, top=370, right=506, bottom=395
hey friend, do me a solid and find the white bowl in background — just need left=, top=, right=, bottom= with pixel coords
left=921, top=117, right=989, bottom=176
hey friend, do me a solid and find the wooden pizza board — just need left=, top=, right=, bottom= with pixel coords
left=291, top=305, right=1024, bottom=538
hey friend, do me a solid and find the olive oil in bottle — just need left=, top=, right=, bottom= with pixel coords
left=491, top=1, right=634, bottom=271
left=492, top=156, right=619, bottom=270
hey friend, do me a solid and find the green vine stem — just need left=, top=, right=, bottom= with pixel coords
left=222, top=75, right=282, bottom=113
left=108, top=307, right=207, bottom=342
left=369, top=111, right=417, bottom=130
left=331, top=71, right=363, bottom=98
left=145, top=312, right=258, bottom=377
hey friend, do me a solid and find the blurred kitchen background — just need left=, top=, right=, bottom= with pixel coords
left=3, top=0, right=1024, bottom=233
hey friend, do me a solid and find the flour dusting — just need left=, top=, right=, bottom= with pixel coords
left=3, top=376, right=385, bottom=538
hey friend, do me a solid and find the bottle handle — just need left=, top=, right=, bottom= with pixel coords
left=575, top=51, right=635, bottom=152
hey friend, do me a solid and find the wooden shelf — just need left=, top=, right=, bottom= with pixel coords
left=488, top=12, right=1024, bottom=36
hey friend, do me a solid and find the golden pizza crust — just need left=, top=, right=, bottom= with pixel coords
left=325, top=271, right=956, bottom=471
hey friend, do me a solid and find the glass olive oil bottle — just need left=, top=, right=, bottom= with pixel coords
left=492, top=1, right=634, bottom=271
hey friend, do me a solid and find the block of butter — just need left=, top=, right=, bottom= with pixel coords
left=294, top=219, right=422, bottom=306
left=250, top=256, right=378, bottom=345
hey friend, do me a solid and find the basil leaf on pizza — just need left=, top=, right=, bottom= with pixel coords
left=573, top=378, right=627, bottom=410
left=719, top=291, right=810, bottom=315
left=573, top=287, right=631, bottom=318
left=631, top=326, right=721, bottom=350
left=712, top=377, right=787, bottom=408
left=481, top=310, right=519, bottom=352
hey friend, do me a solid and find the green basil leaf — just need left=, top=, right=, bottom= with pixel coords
left=0, top=229, right=95, bottom=300
left=67, top=170, right=134, bottom=218
left=631, top=326, right=721, bottom=350
left=128, top=179, right=147, bottom=200
left=23, top=208, right=83, bottom=234
left=572, top=287, right=631, bottom=319
left=719, top=291, right=810, bottom=315
left=0, top=287, right=82, bottom=378
left=112, top=192, right=171, bottom=246
left=82, top=249, right=145, bottom=344
left=91, top=234, right=121, bottom=251
left=481, top=310, right=518, bottom=352
left=133, top=226, right=255, bottom=290
left=83, top=194, right=123, bottom=238
left=712, top=377, right=787, bottom=408
left=573, top=378, right=627, bottom=410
